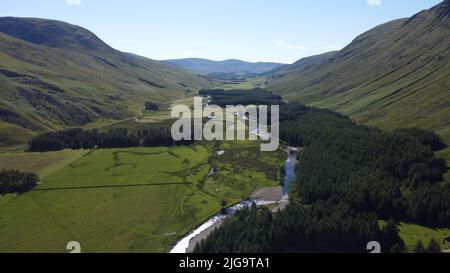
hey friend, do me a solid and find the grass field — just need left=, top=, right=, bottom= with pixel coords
left=398, top=222, right=450, bottom=252
left=205, top=141, right=285, bottom=205
left=0, top=149, right=89, bottom=179
left=212, top=77, right=268, bottom=90
left=0, top=141, right=285, bottom=252
left=379, top=220, right=450, bottom=252
left=137, top=96, right=195, bottom=124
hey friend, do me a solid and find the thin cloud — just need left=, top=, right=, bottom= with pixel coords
left=66, top=0, right=81, bottom=6
left=273, top=40, right=309, bottom=50
left=367, top=0, right=382, bottom=6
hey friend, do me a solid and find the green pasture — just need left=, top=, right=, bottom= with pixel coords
left=0, top=141, right=284, bottom=252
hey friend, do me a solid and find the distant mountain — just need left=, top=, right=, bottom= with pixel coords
left=164, top=58, right=286, bottom=75
left=269, top=51, right=337, bottom=76
left=0, top=17, right=209, bottom=146
left=269, top=0, right=450, bottom=142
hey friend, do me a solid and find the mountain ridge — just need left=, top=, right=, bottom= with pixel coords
left=268, top=1, right=450, bottom=142
left=0, top=17, right=113, bottom=52
left=0, top=17, right=209, bottom=146
left=164, top=58, right=286, bottom=75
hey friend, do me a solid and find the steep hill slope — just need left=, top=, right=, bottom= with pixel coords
left=269, top=1, right=450, bottom=141
left=0, top=17, right=209, bottom=146
left=164, top=58, right=285, bottom=75
left=269, top=51, right=337, bottom=76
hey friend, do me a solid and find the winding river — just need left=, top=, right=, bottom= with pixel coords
left=169, top=146, right=298, bottom=253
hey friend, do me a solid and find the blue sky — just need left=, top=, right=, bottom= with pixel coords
left=0, top=0, right=442, bottom=63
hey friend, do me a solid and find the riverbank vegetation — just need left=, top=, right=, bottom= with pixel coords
left=194, top=103, right=449, bottom=253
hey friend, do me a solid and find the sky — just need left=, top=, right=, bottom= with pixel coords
left=0, top=0, right=443, bottom=64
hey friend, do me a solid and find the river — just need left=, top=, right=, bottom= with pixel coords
left=169, top=146, right=298, bottom=253
left=283, top=147, right=298, bottom=195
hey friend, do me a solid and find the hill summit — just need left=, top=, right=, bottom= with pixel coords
left=0, top=17, right=208, bottom=146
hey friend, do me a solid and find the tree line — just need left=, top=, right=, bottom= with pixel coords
left=279, top=104, right=448, bottom=226
left=413, top=239, right=442, bottom=253
left=199, top=88, right=284, bottom=107
left=0, top=170, right=39, bottom=194
left=194, top=203, right=405, bottom=253
left=28, top=126, right=194, bottom=152
left=194, top=102, right=449, bottom=253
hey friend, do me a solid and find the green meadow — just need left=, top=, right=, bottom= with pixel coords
left=212, top=77, right=268, bottom=90
left=0, top=142, right=285, bottom=252
left=204, top=141, right=285, bottom=204
left=0, top=149, right=89, bottom=179
left=379, top=220, right=450, bottom=252
left=398, top=223, right=450, bottom=252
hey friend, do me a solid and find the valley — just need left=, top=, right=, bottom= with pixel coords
left=0, top=0, right=449, bottom=255
left=0, top=76, right=289, bottom=252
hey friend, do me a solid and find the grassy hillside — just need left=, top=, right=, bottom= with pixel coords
left=164, top=58, right=285, bottom=75
left=0, top=17, right=209, bottom=147
left=269, top=1, right=450, bottom=142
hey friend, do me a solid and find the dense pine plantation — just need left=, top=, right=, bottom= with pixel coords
left=194, top=103, right=449, bottom=253
left=28, top=126, right=195, bottom=152
left=199, top=88, right=283, bottom=107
